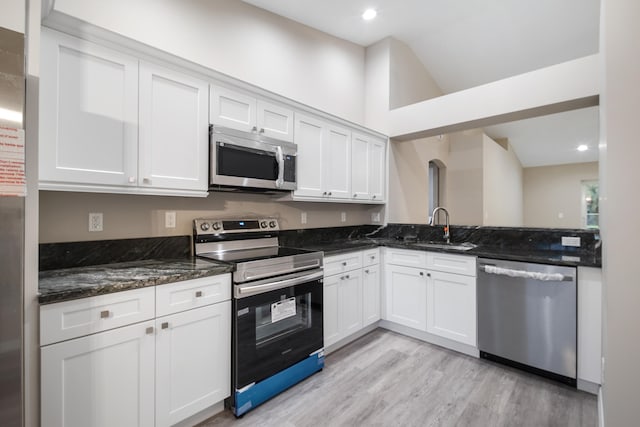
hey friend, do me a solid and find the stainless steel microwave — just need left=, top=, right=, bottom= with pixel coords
left=209, top=125, right=297, bottom=191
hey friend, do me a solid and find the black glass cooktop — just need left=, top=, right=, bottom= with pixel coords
left=198, top=246, right=318, bottom=263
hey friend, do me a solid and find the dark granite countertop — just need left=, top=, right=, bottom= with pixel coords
left=39, top=258, right=233, bottom=304
left=295, top=238, right=601, bottom=268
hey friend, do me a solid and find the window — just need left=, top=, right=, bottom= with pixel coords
left=428, top=161, right=440, bottom=217
left=582, top=180, right=599, bottom=229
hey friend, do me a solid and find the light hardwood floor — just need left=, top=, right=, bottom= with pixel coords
left=201, top=329, right=597, bottom=427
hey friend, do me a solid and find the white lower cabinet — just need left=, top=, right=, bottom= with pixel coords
left=384, top=264, right=428, bottom=331
left=362, top=263, right=381, bottom=326
left=40, top=274, right=232, bottom=427
left=155, top=302, right=231, bottom=427
left=324, top=250, right=381, bottom=349
left=383, top=248, right=477, bottom=349
left=426, top=270, right=476, bottom=346
left=323, top=266, right=363, bottom=347
left=41, top=321, right=156, bottom=427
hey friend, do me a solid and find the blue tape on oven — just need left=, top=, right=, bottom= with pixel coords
left=234, top=350, right=325, bottom=417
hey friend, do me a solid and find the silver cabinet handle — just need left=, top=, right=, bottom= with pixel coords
left=419, top=272, right=424, bottom=276
left=161, top=322, right=169, bottom=329
left=345, top=274, right=350, bottom=279
left=427, top=273, right=431, bottom=277
left=251, top=126, right=257, bottom=132
left=328, top=192, right=332, bottom=196
left=146, top=327, right=154, bottom=334
left=100, top=310, right=110, bottom=319
left=353, top=194, right=357, bottom=197
left=259, top=128, right=265, bottom=133
left=143, top=177, right=151, bottom=184
left=373, top=195, right=377, bottom=199
left=195, top=290, right=203, bottom=298
left=364, top=269, right=369, bottom=274
left=342, top=262, right=347, bottom=266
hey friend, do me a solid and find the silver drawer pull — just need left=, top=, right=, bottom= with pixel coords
left=146, top=327, right=154, bottom=334
left=162, top=322, right=169, bottom=329
left=370, top=255, right=375, bottom=260
left=345, top=274, right=350, bottom=279
left=195, top=290, right=203, bottom=298
left=419, top=272, right=424, bottom=276
left=342, top=262, right=347, bottom=266
left=365, top=269, right=369, bottom=274
left=100, top=310, right=110, bottom=319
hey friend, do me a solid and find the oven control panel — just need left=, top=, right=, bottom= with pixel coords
left=194, top=218, right=280, bottom=235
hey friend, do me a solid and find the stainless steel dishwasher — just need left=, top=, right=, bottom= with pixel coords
left=477, top=258, right=577, bottom=386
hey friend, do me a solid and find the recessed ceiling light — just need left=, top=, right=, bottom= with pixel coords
left=577, top=144, right=589, bottom=152
left=362, top=8, right=377, bottom=20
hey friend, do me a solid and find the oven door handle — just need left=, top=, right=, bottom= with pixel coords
left=275, top=145, right=284, bottom=188
left=235, top=270, right=324, bottom=298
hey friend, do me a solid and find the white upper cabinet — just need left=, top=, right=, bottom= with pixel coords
left=39, top=29, right=208, bottom=196
left=293, top=113, right=352, bottom=201
left=210, top=85, right=294, bottom=141
left=294, top=114, right=325, bottom=197
left=323, top=124, right=351, bottom=199
left=40, top=29, right=138, bottom=187
left=139, top=62, right=209, bottom=192
left=351, top=132, right=387, bottom=202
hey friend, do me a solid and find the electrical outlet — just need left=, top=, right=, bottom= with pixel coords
left=371, top=212, right=381, bottom=222
left=562, top=236, right=581, bottom=247
left=165, top=211, right=176, bottom=228
left=301, top=212, right=307, bottom=224
left=341, top=212, right=347, bottom=222
left=88, top=213, right=103, bottom=232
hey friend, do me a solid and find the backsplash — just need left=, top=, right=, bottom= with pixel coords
left=39, top=236, right=191, bottom=271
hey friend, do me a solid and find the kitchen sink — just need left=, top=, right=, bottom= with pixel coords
left=411, top=241, right=477, bottom=251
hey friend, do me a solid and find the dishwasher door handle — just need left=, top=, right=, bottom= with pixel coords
left=479, top=264, right=574, bottom=282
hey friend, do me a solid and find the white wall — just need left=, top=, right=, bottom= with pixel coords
left=48, top=0, right=365, bottom=124
left=364, top=38, right=391, bottom=134
left=389, top=38, right=443, bottom=109
left=523, top=162, right=598, bottom=228
left=446, top=131, right=484, bottom=225
left=387, top=136, right=449, bottom=224
left=0, top=0, right=25, bottom=33
left=601, top=0, right=640, bottom=425
left=483, top=136, right=523, bottom=226
left=38, top=191, right=383, bottom=243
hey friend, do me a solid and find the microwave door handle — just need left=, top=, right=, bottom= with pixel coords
left=275, top=145, right=284, bottom=188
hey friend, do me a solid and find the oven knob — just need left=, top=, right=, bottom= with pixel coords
left=212, top=222, right=221, bottom=231
left=269, top=220, right=276, bottom=228
left=200, top=223, right=210, bottom=231
left=260, top=221, right=268, bottom=228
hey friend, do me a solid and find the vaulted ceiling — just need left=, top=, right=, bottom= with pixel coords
left=243, top=0, right=601, bottom=167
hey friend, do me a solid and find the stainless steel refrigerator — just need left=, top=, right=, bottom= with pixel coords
left=0, top=25, right=25, bottom=427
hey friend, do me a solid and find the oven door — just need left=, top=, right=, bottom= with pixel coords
left=234, top=269, right=323, bottom=389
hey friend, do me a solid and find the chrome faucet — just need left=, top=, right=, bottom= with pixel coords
left=429, top=207, right=450, bottom=243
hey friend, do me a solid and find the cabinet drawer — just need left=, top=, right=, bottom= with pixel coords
left=156, top=274, right=231, bottom=317
left=362, top=248, right=380, bottom=267
left=426, top=252, right=476, bottom=276
left=40, top=287, right=155, bottom=346
left=384, top=248, right=427, bottom=268
left=324, top=252, right=363, bottom=276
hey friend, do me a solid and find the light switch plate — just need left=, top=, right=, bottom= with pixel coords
left=561, top=236, right=581, bottom=247
left=88, top=213, right=103, bottom=232
left=341, top=212, right=347, bottom=222
left=165, top=211, right=176, bottom=228
left=371, top=212, right=381, bottom=223
left=301, top=212, right=307, bottom=224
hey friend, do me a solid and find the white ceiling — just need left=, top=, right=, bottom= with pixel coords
left=242, top=0, right=601, bottom=166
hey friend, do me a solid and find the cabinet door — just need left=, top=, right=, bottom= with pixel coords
left=339, top=270, right=363, bottom=337
left=577, top=266, right=602, bottom=384
left=363, top=264, right=381, bottom=326
left=155, top=302, right=231, bottom=427
left=294, top=114, right=325, bottom=198
left=369, top=138, right=386, bottom=202
left=323, top=124, right=351, bottom=199
left=323, top=274, right=340, bottom=347
left=384, top=264, right=428, bottom=331
left=139, top=63, right=208, bottom=192
left=40, top=29, right=138, bottom=187
left=210, top=85, right=256, bottom=132
left=350, top=133, right=369, bottom=200
left=41, top=321, right=155, bottom=427
left=257, top=100, right=294, bottom=142
left=426, top=270, right=476, bottom=346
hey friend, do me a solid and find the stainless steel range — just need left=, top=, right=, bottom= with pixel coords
left=193, top=218, right=324, bottom=417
